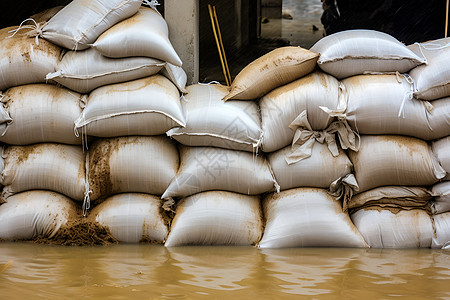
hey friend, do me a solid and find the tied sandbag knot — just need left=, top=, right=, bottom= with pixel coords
left=0, top=94, right=13, bottom=137
left=7, top=18, right=44, bottom=46
left=142, top=0, right=160, bottom=10
left=328, top=174, right=359, bottom=211
left=285, top=110, right=360, bottom=164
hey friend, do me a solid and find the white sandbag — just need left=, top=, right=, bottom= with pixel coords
left=88, top=193, right=169, bottom=243
left=46, top=48, right=164, bottom=93
left=223, top=46, right=319, bottom=101
left=348, top=135, right=446, bottom=193
left=351, top=208, right=433, bottom=248
left=268, top=143, right=352, bottom=191
left=310, top=29, right=425, bottom=79
left=0, top=190, right=77, bottom=240
left=431, top=212, right=450, bottom=249
left=0, top=84, right=83, bottom=145
left=341, top=74, right=449, bottom=141
left=431, top=181, right=450, bottom=214
left=92, top=6, right=182, bottom=66
left=432, top=136, right=450, bottom=180
left=75, top=75, right=185, bottom=137
left=166, top=83, right=262, bottom=152
left=258, top=188, right=368, bottom=248
left=88, top=136, right=178, bottom=201
left=39, top=0, right=142, bottom=50
left=259, top=71, right=342, bottom=153
left=161, top=146, right=278, bottom=199
left=1, top=143, right=86, bottom=202
left=0, top=26, right=62, bottom=91
left=160, top=63, right=187, bottom=93
left=348, top=186, right=432, bottom=211
left=164, top=191, right=263, bottom=246
left=408, top=38, right=450, bottom=100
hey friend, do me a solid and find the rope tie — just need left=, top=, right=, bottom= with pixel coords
left=8, top=18, right=43, bottom=45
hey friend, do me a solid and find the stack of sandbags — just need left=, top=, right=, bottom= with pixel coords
left=163, top=83, right=277, bottom=246
left=407, top=39, right=450, bottom=249
left=46, top=4, right=187, bottom=93
left=0, top=17, right=85, bottom=241
left=0, top=0, right=184, bottom=243
left=430, top=137, right=450, bottom=249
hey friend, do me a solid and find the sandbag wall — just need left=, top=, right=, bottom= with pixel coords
left=0, top=0, right=448, bottom=249
left=0, top=0, right=186, bottom=243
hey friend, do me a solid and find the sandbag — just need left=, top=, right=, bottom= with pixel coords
left=258, top=188, right=368, bottom=248
left=46, top=48, right=164, bottom=93
left=166, top=83, right=262, bottom=152
left=0, top=190, right=77, bottom=240
left=88, top=193, right=169, bottom=243
left=348, top=186, right=432, bottom=211
left=164, top=191, right=263, bottom=246
left=348, top=135, right=446, bottom=193
left=92, top=6, right=182, bottom=66
left=1, top=143, right=86, bottom=202
left=408, top=38, right=450, bottom=100
left=431, top=181, right=450, bottom=214
left=341, top=74, right=449, bottom=141
left=268, top=142, right=352, bottom=191
left=0, top=84, right=83, bottom=145
left=431, top=212, right=450, bottom=249
left=310, top=29, right=425, bottom=79
left=0, top=26, right=62, bottom=91
left=223, top=46, right=319, bottom=101
left=160, top=63, right=187, bottom=93
left=39, top=0, right=142, bottom=50
left=351, top=208, right=433, bottom=248
left=259, top=71, right=341, bottom=153
left=161, top=146, right=278, bottom=199
left=88, top=136, right=178, bottom=201
left=75, top=75, right=185, bottom=137
left=432, top=136, right=450, bottom=181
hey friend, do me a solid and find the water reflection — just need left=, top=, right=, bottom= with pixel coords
left=0, top=243, right=449, bottom=299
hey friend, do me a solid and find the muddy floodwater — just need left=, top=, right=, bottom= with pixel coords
left=0, top=243, right=449, bottom=299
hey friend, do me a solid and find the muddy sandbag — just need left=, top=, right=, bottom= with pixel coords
left=1, top=143, right=86, bottom=202
left=88, top=136, right=178, bottom=201
left=351, top=208, right=433, bottom=248
left=38, top=0, right=142, bottom=50
left=259, top=71, right=341, bottom=153
left=348, top=186, right=432, bottom=211
left=0, top=190, right=77, bottom=241
left=340, top=74, right=449, bottom=141
left=92, top=6, right=182, bottom=66
left=432, top=136, right=450, bottom=181
left=164, top=191, right=263, bottom=246
left=166, top=83, right=262, bottom=152
left=87, top=193, right=169, bottom=243
left=310, top=29, right=425, bottom=79
left=0, top=26, right=62, bottom=91
left=268, top=142, right=353, bottom=191
left=258, top=188, right=368, bottom=248
left=431, top=212, right=450, bottom=249
left=160, top=63, right=187, bottom=93
left=46, top=48, right=164, bottom=93
left=431, top=181, right=450, bottom=214
left=408, top=38, right=450, bottom=100
left=0, top=84, right=83, bottom=145
left=161, top=146, right=278, bottom=199
left=75, top=75, right=185, bottom=137
left=222, top=46, right=319, bottom=101
left=348, top=135, right=446, bottom=193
